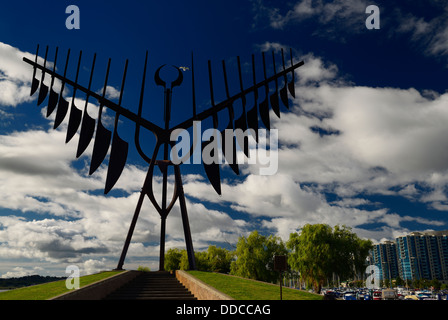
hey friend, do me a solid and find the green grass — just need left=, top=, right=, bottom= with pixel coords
left=0, top=271, right=123, bottom=300
left=187, top=271, right=322, bottom=300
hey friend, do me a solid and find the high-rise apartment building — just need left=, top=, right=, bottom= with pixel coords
left=371, top=230, right=448, bottom=283
left=371, top=240, right=399, bottom=282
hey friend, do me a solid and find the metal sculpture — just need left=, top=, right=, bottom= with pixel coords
left=23, top=44, right=304, bottom=271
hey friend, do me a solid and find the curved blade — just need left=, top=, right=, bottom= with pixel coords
left=270, top=51, right=280, bottom=118
left=221, top=125, right=239, bottom=175
left=247, top=54, right=259, bottom=142
left=92, top=58, right=127, bottom=176
left=280, top=85, right=289, bottom=109
left=76, top=54, right=100, bottom=158
left=54, top=96, right=69, bottom=129
left=89, top=120, right=111, bottom=175
left=65, top=51, right=84, bottom=143
left=37, top=46, right=49, bottom=106
left=259, top=97, right=270, bottom=130
left=220, top=60, right=239, bottom=175
left=247, top=105, right=259, bottom=143
left=259, top=52, right=270, bottom=130
left=37, top=83, right=48, bottom=106
left=288, top=80, right=295, bottom=98
left=30, top=45, right=40, bottom=96
left=46, top=89, right=59, bottom=117
left=104, top=129, right=129, bottom=194
left=65, top=102, right=82, bottom=143
left=46, top=47, right=59, bottom=116
left=270, top=92, right=280, bottom=118
left=76, top=112, right=95, bottom=158
left=235, top=111, right=249, bottom=158
left=235, top=56, right=249, bottom=157
left=201, top=138, right=221, bottom=195
left=280, top=48, right=289, bottom=109
left=288, top=48, right=296, bottom=98
left=31, top=78, right=40, bottom=96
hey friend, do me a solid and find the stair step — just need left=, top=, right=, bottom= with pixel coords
left=104, top=272, right=196, bottom=300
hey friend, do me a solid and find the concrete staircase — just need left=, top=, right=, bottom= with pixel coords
left=104, top=272, right=197, bottom=300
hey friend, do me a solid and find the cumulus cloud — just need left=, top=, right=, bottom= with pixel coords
left=1, top=38, right=447, bottom=276
left=180, top=48, right=448, bottom=241
left=251, top=0, right=369, bottom=37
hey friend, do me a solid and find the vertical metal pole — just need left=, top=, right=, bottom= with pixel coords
left=159, top=216, right=167, bottom=271
left=174, top=165, right=196, bottom=270
left=280, top=272, right=283, bottom=300
left=159, top=162, right=168, bottom=271
left=116, top=188, right=146, bottom=270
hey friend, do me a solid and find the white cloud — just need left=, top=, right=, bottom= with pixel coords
left=96, top=85, right=121, bottom=100
left=1, top=39, right=448, bottom=276
left=180, top=49, right=448, bottom=241
left=252, top=0, right=369, bottom=35
left=0, top=43, right=34, bottom=107
left=395, top=9, right=448, bottom=58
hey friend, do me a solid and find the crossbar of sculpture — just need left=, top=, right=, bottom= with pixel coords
left=23, top=45, right=304, bottom=270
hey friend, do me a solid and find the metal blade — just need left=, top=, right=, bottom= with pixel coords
left=269, top=51, right=280, bottom=118
left=201, top=138, right=222, bottom=195
left=104, top=128, right=129, bottom=194
left=220, top=60, right=239, bottom=175
left=259, top=52, right=270, bottom=130
left=234, top=56, right=249, bottom=157
left=221, top=125, right=239, bottom=175
left=259, top=98, right=270, bottom=130
left=246, top=54, right=259, bottom=142
left=37, top=83, right=48, bottom=106
left=288, top=48, right=296, bottom=98
left=37, top=46, right=49, bottom=106
left=52, top=49, right=71, bottom=126
left=280, top=85, right=288, bottom=109
left=280, top=48, right=289, bottom=109
left=65, top=51, right=83, bottom=143
left=46, top=89, right=59, bottom=117
left=234, top=112, right=249, bottom=157
left=46, top=47, right=59, bottom=117
left=101, top=59, right=129, bottom=188
left=30, top=45, right=40, bottom=96
left=76, top=113, right=95, bottom=158
left=270, top=92, right=280, bottom=118
left=54, top=96, right=69, bottom=129
left=76, top=54, right=100, bottom=158
left=89, top=119, right=111, bottom=175
left=66, top=104, right=82, bottom=143
left=31, top=78, right=40, bottom=97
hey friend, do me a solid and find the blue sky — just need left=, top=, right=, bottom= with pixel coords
left=1, top=0, right=448, bottom=277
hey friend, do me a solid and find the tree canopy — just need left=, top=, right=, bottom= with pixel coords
left=164, top=225, right=372, bottom=290
left=230, top=230, right=287, bottom=283
left=287, top=224, right=373, bottom=293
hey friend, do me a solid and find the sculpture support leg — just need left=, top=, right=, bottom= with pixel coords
left=159, top=216, right=166, bottom=271
left=115, top=189, right=146, bottom=270
left=174, top=165, right=196, bottom=270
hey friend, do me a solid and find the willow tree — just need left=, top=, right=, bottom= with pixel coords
left=287, top=224, right=372, bottom=293
left=230, top=230, right=287, bottom=283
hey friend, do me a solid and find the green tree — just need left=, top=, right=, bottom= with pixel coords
left=164, top=248, right=183, bottom=271
left=286, top=224, right=372, bottom=293
left=287, top=224, right=333, bottom=293
left=167, top=246, right=234, bottom=272
left=230, top=231, right=287, bottom=283
left=206, top=245, right=234, bottom=273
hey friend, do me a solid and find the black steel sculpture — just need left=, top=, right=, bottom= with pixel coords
left=23, top=44, right=304, bottom=271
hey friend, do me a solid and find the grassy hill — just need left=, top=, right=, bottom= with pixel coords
left=187, top=271, right=322, bottom=300
left=0, top=270, right=322, bottom=300
left=0, top=271, right=123, bottom=300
